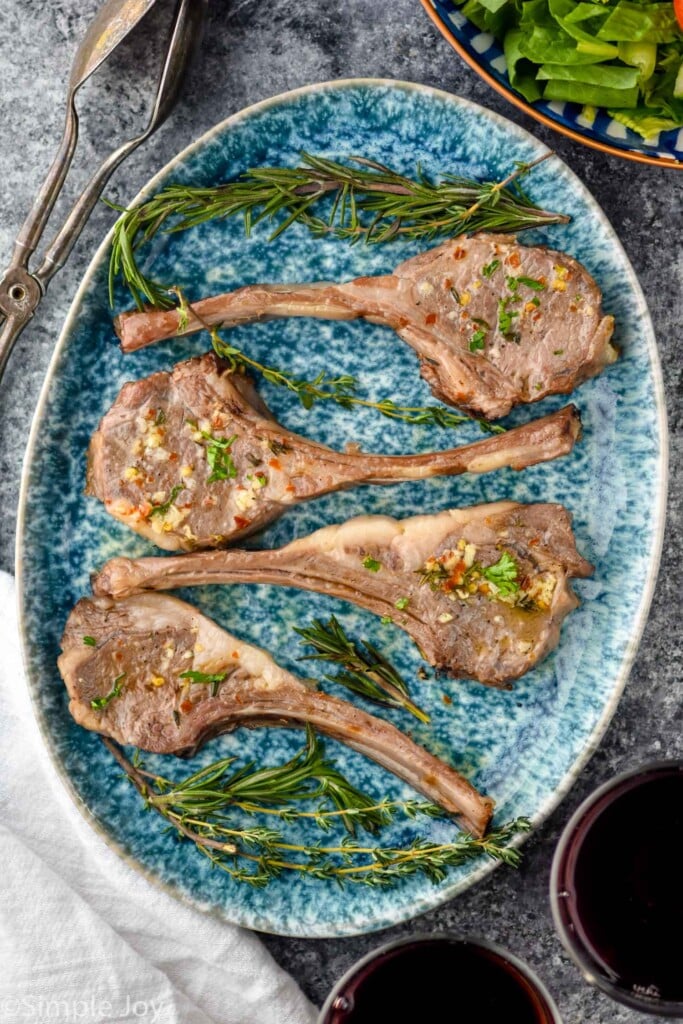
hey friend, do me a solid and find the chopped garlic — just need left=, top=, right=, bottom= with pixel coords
left=234, top=488, right=257, bottom=512
left=459, top=291, right=471, bottom=306
left=463, top=543, right=476, bottom=568
left=180, top=465, right=194, bottom=478
left=124, top=466, right=142, bottom=482
left=150, top=675, right=166, bottom=687
left=438, top=612, right=454, bottom=623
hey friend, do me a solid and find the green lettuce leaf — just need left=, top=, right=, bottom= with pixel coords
left=597, top=2, right=679, bottom=44
left=543, top=79, right=640, bottom=105
left=504, top=28, right=544, bottom=101
left=536, top=62, right=641, bottom=87
left=608, top=106, right=682, bottom=136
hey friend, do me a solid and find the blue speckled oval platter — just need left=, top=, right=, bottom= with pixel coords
left=17, top=80, right=667, bottom=937
left=424, top=0, right=683, bottom=168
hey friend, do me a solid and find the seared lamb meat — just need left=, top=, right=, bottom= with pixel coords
left=93, top=502, right=593, bottom=688
left=116, top=234, right=617, bottom=419
left=58, top=592, right=494, bottom=836
left=87, top=351, right=581, bottom=552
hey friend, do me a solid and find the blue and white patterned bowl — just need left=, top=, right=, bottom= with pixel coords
left=423, top=0, right=683, bottom=168
left=17, top=79, right=667, bottom=936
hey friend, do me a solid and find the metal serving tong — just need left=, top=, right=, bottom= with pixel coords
left=0, top=0, right=208, bottom=382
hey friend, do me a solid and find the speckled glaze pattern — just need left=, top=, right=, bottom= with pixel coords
left=429, top=0, right=683, bottom=165
left=17, top=81, right=666, bottom=938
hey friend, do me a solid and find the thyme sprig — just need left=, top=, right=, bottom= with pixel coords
left=212, top=333, right=503, bottom=434
left=107, top=151, right=567, bottom=311
left=295, top=615, right=430, bottom=724
left=103, top=734, right=531, bottom=888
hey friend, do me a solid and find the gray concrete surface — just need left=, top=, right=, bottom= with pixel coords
left=0, top=1, right=681, bottom=1020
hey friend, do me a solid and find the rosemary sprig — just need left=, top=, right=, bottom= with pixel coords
left=212, top=333, right=503, bottom=434
left=295, top=615, right=430, bottom=724
left=103, top=735, right=531, bottom=888
left=107, top=151, right=568, bottom=311
left=145, top=726, right=386, bottom=835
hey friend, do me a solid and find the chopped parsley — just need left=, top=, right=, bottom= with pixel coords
left=188, top=421, right=238, bottom=483
left=498, top=299, right=519, bottom=340
left=395, top=597, right=410, bottom=610
left=514, top=276, right=546, bottom=291
left=380, top=615, right=392, bottom=625
left=481, top=258, right=501, bottom=278
left=90, top=673, right=125, bottom=710
left=180, top=669, right=227, bottom=697
left=83, top=636, right=96, bottom=647
left=469, top=329, right=486, bottom=352
left=553, top=349, right=564, bottom=356
left=481, top=551, right=519, bottom=596
left=362, top=556, right=381, bottom=572
left=148, top=483, right=185, bottom=518
left=154, top=408, right=166, bottom=426
left=205, top=433, right=238, bottom=483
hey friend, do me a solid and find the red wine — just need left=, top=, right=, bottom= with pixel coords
left=320, top=937, right=559, bottom=1024
left=552, top=763, right=683, bottom=1014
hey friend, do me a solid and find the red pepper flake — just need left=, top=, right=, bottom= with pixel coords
left=425, top=312, right=437, bottom=325
left=444, top=278, right=453, bottom=289
left=180, top=699, right=193, bottom=714
left=231, top=650, right=240, bottom=659
left=442, top=694, right=452, bottom=706
left=234, top=515, right=250, bottom=529
left=507, top=252, right=521, bottom=268
left=145, top=408, right=156, bottom=420
left=452, top=247, right=466, bottom=260
left=169, top=452, right=179, bottom=462
left=285, top=483, right=296, bottom=493
left=529, top=537, right=540, bottom=546
left=269, top=457, right=282, bottom=470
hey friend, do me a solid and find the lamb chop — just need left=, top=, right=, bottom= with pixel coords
left=58, top=592, right=494, bottom=837
left=115, top=233, right=617, bottom=419
left=93, top=501, right=593, bottom=688
left=87, top=351, right=582, bottom=552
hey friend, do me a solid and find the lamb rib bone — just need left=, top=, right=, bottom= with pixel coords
left=87, top=351, right=582, bottom=551
left=58, top=592, right=494, bottom=837
left=93, top=501, right=594, bottom=688
left=115, top=233, right=617, bottom=419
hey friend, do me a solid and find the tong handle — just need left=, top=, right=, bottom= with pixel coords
left=10, top=101, right=79, bottom=272
left=37, top=0, right=205, bottom=286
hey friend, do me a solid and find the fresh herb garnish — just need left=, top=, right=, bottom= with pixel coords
left=91, top=673, right=125, bottom=710
left=514, top=275, right=546, bottom=291
left=179, top=669, right=228, bottom=697
left=154, top=408, right=166, bottom=426
left=416, top=562, right=450, bottom=589
left=362, top=555, right=381, bottom=572
left=395, top=597, right=410, bottom=610
left=469, top=329, right=486, bottom=352
left=108, top=152, right=567, bottom=310
left=148, top=484, right=185, bottom=518
left=481, top=551, right=520, bottom=596
left=481, top=258, right=501, bottom=278
left=497, top=299, right=519, bottom=340
left=268, top=439, right=290, bottom=455
left=188, top=420, right=238, bottom=483
left=211, top=333, right=503, bottom=434
left=104, top=734, right=530, bottom=888
left=295, top=615, right=429, bottom=723
left=83, top=636, right=97, bottom=647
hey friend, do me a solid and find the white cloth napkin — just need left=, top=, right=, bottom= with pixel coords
left=0, top=571, right=317, bottom=1024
